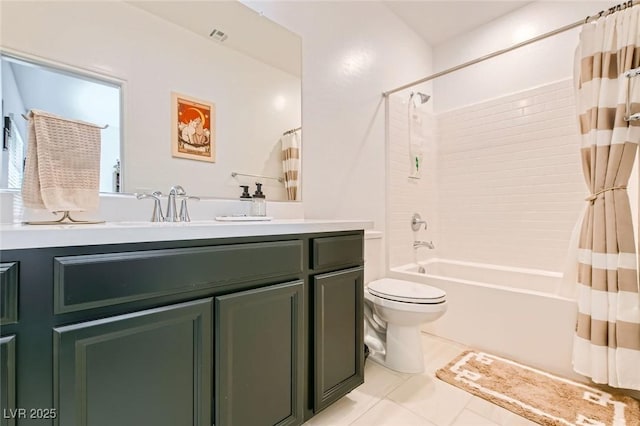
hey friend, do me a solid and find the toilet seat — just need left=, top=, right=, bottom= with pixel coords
left=367, top=278, right=446, bottom=304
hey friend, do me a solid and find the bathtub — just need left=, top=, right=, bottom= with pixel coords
left=389, top=258, right=581, bottom=381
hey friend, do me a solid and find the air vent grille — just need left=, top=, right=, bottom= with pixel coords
left=209, top=29, right=228, bottom=42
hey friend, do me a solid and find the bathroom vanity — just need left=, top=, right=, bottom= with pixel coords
left=0, top=220, right=368, bottom=426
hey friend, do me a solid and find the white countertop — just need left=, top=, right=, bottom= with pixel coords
left=0, top=219, right=373, bottom=250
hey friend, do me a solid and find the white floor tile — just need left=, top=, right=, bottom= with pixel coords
left=421, top=335, right=468, bottom=375
left=451, top=409, right=500, bottom=426
left=466, top=396, right=540, bottom=426
left=350, top=399, right=437, bottom=426
left=305, top=332, right=487, bottom=426
left=305, top=361, right=407, bottom=426
left=303, top=395, right=364, bottom=426
left=387, top=374, right=472, bottom=426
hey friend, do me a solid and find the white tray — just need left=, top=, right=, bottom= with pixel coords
left=215, top=216, right=273, bottom=222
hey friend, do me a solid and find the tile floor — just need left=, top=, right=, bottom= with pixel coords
left=305, top=333, right=539, bottom=426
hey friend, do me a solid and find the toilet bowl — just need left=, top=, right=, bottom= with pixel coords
left=364, top=278, right=447, bottom=374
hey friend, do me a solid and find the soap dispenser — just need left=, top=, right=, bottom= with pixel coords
left=251, top=183, right=266, bottom=216
left=240, top=185, right=252, bottom=216
left=239, top=185, right=252, bottom=199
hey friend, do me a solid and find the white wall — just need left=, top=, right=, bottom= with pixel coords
left=243, top=1, right=434, bottom=234
left=1, top=1, right=300, bottom=201
left=433, top=1, right=611, bottom=113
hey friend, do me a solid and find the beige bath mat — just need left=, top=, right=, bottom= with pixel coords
left=436, top=350, right=640, bottom=426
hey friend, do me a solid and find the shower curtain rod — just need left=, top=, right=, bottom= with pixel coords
left=382, top=0, right=638, bottom=97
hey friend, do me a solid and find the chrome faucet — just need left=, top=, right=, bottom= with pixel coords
left=413, top=240, right=435, bottom=249
left=137, top=186, right=199, bottom=222
left=136, top=191, right=164, bottom=222
left=165, top=185, right=186, bottom=222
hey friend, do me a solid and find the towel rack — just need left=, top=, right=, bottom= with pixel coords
left=21, top=113, right=109, bottom=129
left=624, top=67, right=640, bottom=122
left=24, top=211, right=105, bottom=225
left=282, top=127, right=301, bottom=136
left=231, top=172, right=284, bottom=183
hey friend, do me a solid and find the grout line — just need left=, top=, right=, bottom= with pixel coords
left=346, top=397, right=385, bottom=425
left=446, top=406, right=467, bottom=426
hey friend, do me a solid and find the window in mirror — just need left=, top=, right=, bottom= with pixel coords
left=2, top=115, right=24, bottom=189
left=0, top=53, right=122, bottom=193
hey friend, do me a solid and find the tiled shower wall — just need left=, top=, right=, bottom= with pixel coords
left=387, top=95, right=439, bottom=267
left=437, top=79, right=583, bottom=271
left=388, top=79, right=586, bottom=272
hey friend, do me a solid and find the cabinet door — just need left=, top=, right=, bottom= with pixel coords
left=0, top=335, right=16, bottom=426
left=53, top=298, right=212, bottom=426
left=216, top=280, right=304, bottom=426
left=313, top=267, right=364, bottom=412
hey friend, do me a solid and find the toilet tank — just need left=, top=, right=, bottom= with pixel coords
left=364, top=231, right=383, bottom=284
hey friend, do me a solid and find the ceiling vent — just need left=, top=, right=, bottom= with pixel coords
left=209, top=29, right=228, bottom=42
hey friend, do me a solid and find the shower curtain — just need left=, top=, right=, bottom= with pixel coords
left=573, top=6, right=640, bottom=390
left=281, top=131, right=300, bottom=201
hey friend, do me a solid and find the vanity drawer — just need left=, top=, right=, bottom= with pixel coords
left=311, top=234, right=363, bottom=270
left=54, top=240, right=303, bottom=314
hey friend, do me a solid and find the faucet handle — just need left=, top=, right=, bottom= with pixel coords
left=136, top=191, right=164, bottom=222
left=178, top=195, right=199, bottom=222
left=411, top=213, right=428, bottom=231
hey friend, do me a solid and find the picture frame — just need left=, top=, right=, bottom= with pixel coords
left=171, top=92, right=215, bottom=162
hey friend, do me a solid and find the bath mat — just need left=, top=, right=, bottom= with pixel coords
left=436, top=350, right=640, bottom=426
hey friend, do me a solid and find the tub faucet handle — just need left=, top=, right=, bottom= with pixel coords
left=411, top=213, right=427, bottom=231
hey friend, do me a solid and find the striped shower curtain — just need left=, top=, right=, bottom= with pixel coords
left=281, top=131, right=300, bottom=201
left=573, top=7, right=640, bottom=390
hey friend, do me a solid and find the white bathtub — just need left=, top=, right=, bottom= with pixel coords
left=389, top=258, right=581, bottom=380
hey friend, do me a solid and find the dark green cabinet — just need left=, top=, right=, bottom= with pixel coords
left=0, top=262, right=18, bottom=325
left=0, top=335, right=16, bottom=426
left=313, top=267, right=364, bottom=412
left=215, top=280, right=304, bottom=426
left=53, top=299, right=212, bottom=426
left=0, top=230, right=364, bottom=426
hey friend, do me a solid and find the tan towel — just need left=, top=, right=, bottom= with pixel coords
left=22, top=110, right=102, bottom=212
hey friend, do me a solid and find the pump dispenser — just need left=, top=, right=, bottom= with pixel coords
left=251, top=183, right=266, bottom=216
left=237, top=185, right=251, bottom=216
left=239, top=185, right=251, bottom=199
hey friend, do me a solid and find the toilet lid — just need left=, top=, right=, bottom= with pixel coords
left=368, top=278, right=446, bottom=304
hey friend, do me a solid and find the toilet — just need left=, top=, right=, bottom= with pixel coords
left=364, top=278, right=447, bottom=373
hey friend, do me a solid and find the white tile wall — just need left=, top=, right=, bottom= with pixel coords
left=436, top=79, right=584, bottom=271
left=388, top=79, right=586, bottom=272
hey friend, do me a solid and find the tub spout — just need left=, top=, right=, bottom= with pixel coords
left=413, top=240, right=435, bottom=249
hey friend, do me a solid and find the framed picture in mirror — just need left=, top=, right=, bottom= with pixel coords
left=171, top=92, right=215, bottom=163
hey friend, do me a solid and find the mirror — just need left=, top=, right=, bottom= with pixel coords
left=0, top=0, right=302, bottom=201
left=1, top=54, right=123, bottom=193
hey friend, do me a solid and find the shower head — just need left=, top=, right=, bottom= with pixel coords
left=410, top=91, right=430, bottom=107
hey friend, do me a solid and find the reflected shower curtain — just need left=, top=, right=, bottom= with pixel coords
left=281, top=130, right=300, bottom=201
left=573, top=7, right=640, bottom=390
